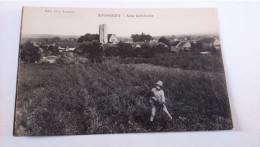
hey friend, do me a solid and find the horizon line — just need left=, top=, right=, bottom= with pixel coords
left=22, top=32, right=219, bottom=38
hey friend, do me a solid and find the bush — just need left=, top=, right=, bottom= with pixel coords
left=78, top=34, right=99, bottom=43
left=117, top=42, right=136, bottom=58
left=77, top=42, right=103, bottom=62
left=20, top=42, right=41, bottom=63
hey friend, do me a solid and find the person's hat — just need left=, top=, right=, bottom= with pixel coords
left=156, top=81, right=163, bottom=87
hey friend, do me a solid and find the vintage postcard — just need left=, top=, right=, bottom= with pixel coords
left=14, top=7, right=233, bottom=136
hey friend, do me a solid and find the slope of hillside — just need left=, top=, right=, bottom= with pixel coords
left=14, top=63, right=232, bottom=136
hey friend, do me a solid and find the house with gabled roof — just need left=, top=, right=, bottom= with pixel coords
left=108, top=34, right=117, bottom=44
left=213, top=38, right=221, bottom=50
left=56, top=42, right=82, bottom=52
left=149, top=39, right=168, bottom=48
left=200, top=37, right=221, bottom=50
left=170, top=41, right=191, bottom=53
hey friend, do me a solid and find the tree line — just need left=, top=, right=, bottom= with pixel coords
left=78, top=33, right=154, bottom=43
left=20, top=32, right=219, bottom=63
left=20, top=42, right=60, bottom=63
left=76, top=42, right=169, bottom=60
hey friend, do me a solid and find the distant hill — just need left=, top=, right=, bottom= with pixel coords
left=153, top=34, right=218, bottom=39
left=20, top=34, right=81, bottom=44
left=22, top=34, right=81, bottom=39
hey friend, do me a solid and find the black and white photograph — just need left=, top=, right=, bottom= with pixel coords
left=14, top=7, right=233, bottom=136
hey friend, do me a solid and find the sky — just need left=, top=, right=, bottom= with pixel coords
left=21, top=7, right=220, bottom=37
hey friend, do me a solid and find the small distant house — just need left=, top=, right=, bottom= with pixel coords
left=33, top=42, right=40, bottom=47
left=213, top=38, right=221, bottom=50
left=149, top=39, right=168, bottom=48
left=108, top=34, right=117, bottom=44
left=62, top=52, right=76, bottom=63
left=149, top=39, right=158, bottom=46
left=170, top=41, right=191, bottom=53
left=157, top=42, right=168, bottom=48
left=125, top=40, right=133, bottom=44
left=200, top=51, right=212, bottom=56
left=41, top=56, right=59, bottom=64
left=56, top=42, right=82, bottom=52
left=200, top=37, right=221, bottom=50
left=170, top=41, right=180, bottom=52
left=38, top=48, right=44, bottom=53
left=200, top=38, right=214, bottom=50
left=134, top=44, right=142, bottom=48
left=132, top=42, right=147, bottom=48
left=66, top=48, right=76, bottom=52
left=58, top=46, right=66, bottom=52
left=201, top=38, right=214, bottom=49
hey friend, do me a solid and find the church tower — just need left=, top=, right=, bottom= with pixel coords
left=99, top=24, right=108, bottom=44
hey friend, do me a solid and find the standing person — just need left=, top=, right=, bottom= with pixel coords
left=150, top=81, right=173, bottom=122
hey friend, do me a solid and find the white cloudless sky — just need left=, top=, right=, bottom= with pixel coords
left=21, top=7, right=219, bottom=37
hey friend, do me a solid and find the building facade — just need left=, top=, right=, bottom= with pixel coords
left=213, top=38, right=221, bottom=50
left=99, top=24, right=108, bottom=44
left=108, top=34, right=117, bottom=44
left=170, top=41, right=191, bottom=53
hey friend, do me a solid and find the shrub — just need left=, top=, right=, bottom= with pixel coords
left=20, top=42, right=41, bottom=63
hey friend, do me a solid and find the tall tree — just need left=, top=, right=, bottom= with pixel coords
left=131, top=33, right=153, bottom=42
left=78, top=34, right=99, bottom=43
left=158, top=36, right=170, bottom=45
left=78, top=42, right=103, bottom=58
left=20, top=42, right=41, bottom=63
left=48, top=45, right=59, bottom=53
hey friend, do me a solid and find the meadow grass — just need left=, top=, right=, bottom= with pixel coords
left=111, top=52, right=224, bottom=72
left=14, top=61, right=232, bottom=136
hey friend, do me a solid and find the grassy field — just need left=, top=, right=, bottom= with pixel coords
left=109, top=52, right=224, bottom=72
left=14, top=60, right=232, bottom=136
